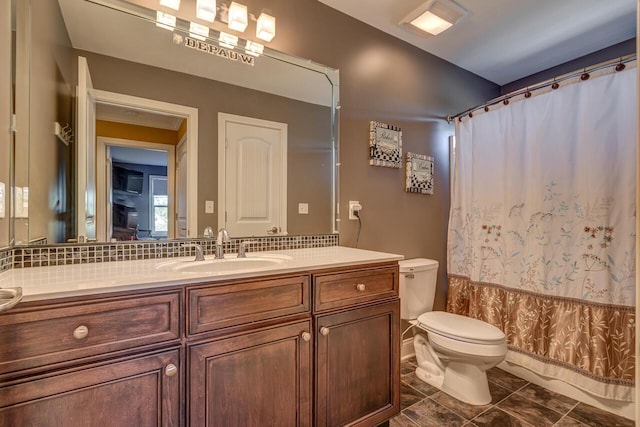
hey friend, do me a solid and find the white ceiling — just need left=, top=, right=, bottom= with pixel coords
left=318, top=0, right=636, bottom=85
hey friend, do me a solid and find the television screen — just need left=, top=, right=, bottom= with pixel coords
left=113, top=166, right=144, bottom=195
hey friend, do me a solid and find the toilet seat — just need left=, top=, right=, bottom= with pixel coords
left=417, top=311, right=505, bottom=345
left=427, top=330, right=508, bottom=358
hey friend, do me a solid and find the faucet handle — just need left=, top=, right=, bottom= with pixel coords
left=216, top=228, right=231, bottom=245
left=238, top=240, right=261, bottom=258
left=203, top=226, right=214, bottom=238
left=182, top=243, right=205, bottom=261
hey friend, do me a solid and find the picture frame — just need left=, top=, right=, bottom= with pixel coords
left=369, top=121, right=402, bottom=168
left=405, top=152, right=434, bottom=195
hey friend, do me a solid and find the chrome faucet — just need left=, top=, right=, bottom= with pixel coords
left=182, top=243, right=205, bottom=261
left=238, top=240, right=260, bottom=258
left=203, top=226, right=214, bottom=238
left=215, top=228, right=230, bottom=259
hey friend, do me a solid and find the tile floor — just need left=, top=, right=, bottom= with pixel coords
left=391, top=357, right=634, bottom=427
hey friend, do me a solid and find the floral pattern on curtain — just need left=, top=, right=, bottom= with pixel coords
left=447, top=64, right=637, bottom=401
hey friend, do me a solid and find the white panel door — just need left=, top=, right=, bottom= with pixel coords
left=176, top=138, right=188, bottom=238
left=221, top=115, right=287, bottom=236
left=76, top=56, right=96, bottom=239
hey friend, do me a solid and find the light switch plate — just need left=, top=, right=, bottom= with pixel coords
left=298, top=203, right=309, bottom=214
left=205, top=200, right=214, bottom=214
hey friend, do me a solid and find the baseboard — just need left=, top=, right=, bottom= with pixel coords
left=401, top=337, right=415, bottom=360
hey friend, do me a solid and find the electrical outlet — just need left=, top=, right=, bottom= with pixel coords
left=298, top=203, right=309, bottom=214
left=349, top=201, right=362, bottom=220
left=205, top=200, right=214, bottom=214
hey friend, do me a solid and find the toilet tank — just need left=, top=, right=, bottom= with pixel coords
left=399, top=258, right=439, bottom=320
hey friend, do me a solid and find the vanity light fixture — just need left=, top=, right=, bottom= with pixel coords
left=156, top=11, right=176, bottom=30
left=245, top=40, right=264, bottom=56
left=219, top=31, right=239, bottom=49
left=228, top=2, right=248, bottom=32
left=400, top=0, right=467, bottom=36
left=189, top=21, right=210, bottom=40
left=159, top=0, right=181, bottom=11
left=196, top=0, right=216, bottom=22
left=256, top=12, right=276, bottom=42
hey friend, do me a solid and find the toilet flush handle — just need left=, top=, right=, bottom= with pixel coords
left=404, top=273, right=415, bottom=279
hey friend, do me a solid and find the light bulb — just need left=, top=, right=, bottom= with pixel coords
left=256, top=12, right=275, bottom=42
left=228, top=2, right=248, bottom=32
left=189, top=22, right=210, bottom=41
left=159, top=0, right=180, bottom=11
left=219, top=32, right=238, bottom=49
left=156, top=11, right=176, bottom=30
left=196, top=0, right=216, bottom=22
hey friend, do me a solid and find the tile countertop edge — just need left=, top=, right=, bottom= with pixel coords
left=0, top=246, right=404, bottom=302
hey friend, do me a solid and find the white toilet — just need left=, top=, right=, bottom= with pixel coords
left=399, top=258, right=507, bottom=405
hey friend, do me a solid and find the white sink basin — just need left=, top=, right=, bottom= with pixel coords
left=156, top=254, right=292, bottom=274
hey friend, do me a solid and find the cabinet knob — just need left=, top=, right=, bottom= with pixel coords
left=356, top=283, right=366, bottom=292
left=320, top=327, right=330, bottom=336
left=165, top=364, right=178, bottom=377
left=301, top=332, right=312, bottom=342
left=73, top=325, right=89, bottom=340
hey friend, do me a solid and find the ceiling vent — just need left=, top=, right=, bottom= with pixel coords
left=400, top=0, right=468, bottom=36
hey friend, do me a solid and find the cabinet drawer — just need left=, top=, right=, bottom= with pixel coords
left=0, top=291, right=181, bottom=376
left=314, top=265, right=398, bottom=312
left=188, top=275, right=310, bottom=336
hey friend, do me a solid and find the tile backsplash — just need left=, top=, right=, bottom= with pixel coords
left=9, top=234, right=339, bottom=269
left=0, top=248, right=11, bottom=273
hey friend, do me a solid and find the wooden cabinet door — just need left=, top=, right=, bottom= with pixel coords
left=0, top=349, right=181, bottom=427
left=315, top=300, right=400, bottom=427
left=189, top=320, right=312, bottom=427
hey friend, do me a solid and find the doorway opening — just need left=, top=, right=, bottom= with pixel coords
left=77, top=56, right=199, bottom=241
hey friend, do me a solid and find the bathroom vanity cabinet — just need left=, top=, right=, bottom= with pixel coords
left=0, top=261, right=400, bottom=426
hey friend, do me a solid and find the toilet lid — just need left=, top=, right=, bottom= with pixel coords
left=417, top=312, right=505, bottom=345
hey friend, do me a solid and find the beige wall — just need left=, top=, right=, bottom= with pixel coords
left=258, top=0, right=500, bottom=310
left=0, top=0, right=10, bottom=247
left=76, top=50, right=333, bottom=237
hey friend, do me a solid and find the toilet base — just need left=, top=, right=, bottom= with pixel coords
left=415, top=363, right=444, bottom=389
left=440, top=361, right=492, bottom=405
left=413, top=333, right=500, bottom=406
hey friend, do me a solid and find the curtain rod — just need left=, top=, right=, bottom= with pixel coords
left=447, top=53, right=636, bottom=123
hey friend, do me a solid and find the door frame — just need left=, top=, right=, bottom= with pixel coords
left=217, top=113, right=288, bottom=235
left=92, top=89, right=199, bottom=238
left=175, top=133, right=188, bottom=238
left=96, top=137, right=175, bottom=241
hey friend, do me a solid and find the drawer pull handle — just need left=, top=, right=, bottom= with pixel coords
left=356, top=283, right=366, bottom=292
left=320, top=327, right=330, bottom=336
left=165, top=364, right=178, bottom=377
left=73, top=325, right=89, bottom=340
left=301, top=332, right=312, bottom=342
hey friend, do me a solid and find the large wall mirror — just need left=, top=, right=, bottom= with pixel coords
left=10, top=0, right=339, bottom=246
left=0, top=1, right=11, bottom=249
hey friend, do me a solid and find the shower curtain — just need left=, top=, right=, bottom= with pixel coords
left=447, top=63, right=636, bottom=401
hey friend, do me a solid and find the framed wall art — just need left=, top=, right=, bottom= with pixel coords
left=369, top=121, right=402, bottom=168
left=405, top=152, right=434, bottom=195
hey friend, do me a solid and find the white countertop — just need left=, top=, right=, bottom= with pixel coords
left=0, top=246, right=403, bottom=302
